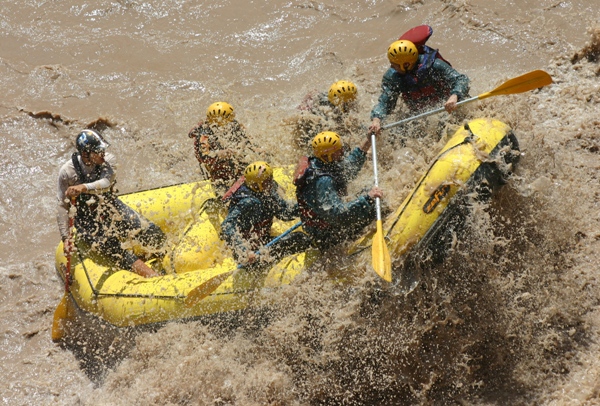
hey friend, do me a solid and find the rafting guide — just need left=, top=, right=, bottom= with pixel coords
left=57, top=129, right=166, bottom=278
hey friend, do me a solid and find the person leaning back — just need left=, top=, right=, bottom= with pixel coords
left=57, top=129, right=166, bottom=278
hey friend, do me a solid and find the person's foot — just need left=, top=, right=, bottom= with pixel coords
left=131, top=259, right=160, bottom=278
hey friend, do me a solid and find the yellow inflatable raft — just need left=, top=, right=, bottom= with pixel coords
left=54, top=118, right=519, bottom=328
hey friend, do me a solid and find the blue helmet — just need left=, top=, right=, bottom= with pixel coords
left=76, top=129, right=108, bottom=153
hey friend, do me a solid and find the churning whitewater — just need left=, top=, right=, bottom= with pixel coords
left=0, top=1, right=599, bottom=404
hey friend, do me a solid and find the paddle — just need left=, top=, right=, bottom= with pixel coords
left=370, top=133, right=392, bottom=282
left=185, top=221, right=303, bottom=306
left=51, top=199, right=77, bottom=343
left=382, top=70, right=553, bottom=130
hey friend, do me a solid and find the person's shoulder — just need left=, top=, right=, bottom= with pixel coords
left=382, top=67, right=397, bottom=80
left=58, top=158, right=75, bottom=176
left=431, top=57, right=456, bottom=72
left=382, top=68, right=403, bottom=84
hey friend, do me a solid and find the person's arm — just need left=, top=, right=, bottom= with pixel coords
left=65, top=154, right=117, bottom=199
left=308, top=176, right=375, bottom=225
left=57, top=165, right=73, bottom=241
left=432, top=59, right=470, bottom=111
left=220, top=198, right=261, bottom=258
left=370, top=69, right=403, bottom=121
left=341, top=147, right=368, bottom=182
left=272, top=190, right=299, bottom=222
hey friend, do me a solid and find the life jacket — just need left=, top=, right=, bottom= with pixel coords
left=293, top=156, right=346, bottom=230
left=190, top=123, right=246, bottom=185
left=396, top=25, right=455, bottom=110
left=71, top=153, right=114, bottom=215
left=222, top=181, right=274, bottom=242
left=399, top=25, right=452, bottom=66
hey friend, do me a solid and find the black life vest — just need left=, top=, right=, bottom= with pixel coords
left=293, top=156, right=346, bottom=230
left=223, top=181, right=274, bottom=242
left=396, top=25, right=455, bottom=110
left=71, top=153, right=114, bottom=215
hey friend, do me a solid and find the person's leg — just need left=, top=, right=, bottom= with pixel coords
left=76, top=216, right=139, bottom=270
left=108, top=198, right=167, bottom=257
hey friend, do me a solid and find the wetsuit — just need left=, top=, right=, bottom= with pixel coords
left=220, top=183, right=310, bottom=264
left=57, top=152, right=166, bottom=269
left=370, top=52, right=470, bottom=120
left=294, top=147, right=376, bottom=250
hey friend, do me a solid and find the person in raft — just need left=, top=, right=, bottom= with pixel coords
left=369, top=25, right=470, bottom=136
left=57, top=129, right=166, bottom=278
left=220, top=161, right=311, bottom=266
left=293, top=80, right=360, bottom=148
left=188, top=101, right=256, bottom=194
left=294, top=131, right=383, bottom=250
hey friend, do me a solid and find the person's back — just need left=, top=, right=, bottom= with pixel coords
left=294, top=132, right=382, bottom=250
left=221, top=161, right=310, bottom=265
left=188, top=101, right=253, bottom=193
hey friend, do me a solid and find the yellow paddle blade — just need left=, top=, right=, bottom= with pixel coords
left=51, top=293, right=77, bottom=343
left=372, top=221, right=392, bottom=282
left=185, top=271, right=234, bottom=307
left=478, top=70, right=552, bottom=100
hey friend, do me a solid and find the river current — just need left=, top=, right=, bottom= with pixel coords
left=1, top=0, right=599, bottom=404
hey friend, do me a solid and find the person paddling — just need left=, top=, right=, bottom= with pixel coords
left=220, top=161, right=311, bottom=267
left=294, top=131, right=383, bottom=250
left=188, top=102, right=256, bottom=194
left=292, top=80, right=361, bottom=149
left=369, top=33, right=470, bottom=137
left=57, top=129, right=166, bottom=278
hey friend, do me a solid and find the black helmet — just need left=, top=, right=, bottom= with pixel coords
left=76, top=129, right=108, bottom=153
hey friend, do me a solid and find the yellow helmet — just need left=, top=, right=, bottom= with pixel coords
left=327, top=80, right=358, bottom=106
left=387, top=40, right=418, bottom=73
left=312, top=131, right=343, bottom=163
left=244, top=161, right=274, bottom=193
left=206, top=102, right=235, bottom=125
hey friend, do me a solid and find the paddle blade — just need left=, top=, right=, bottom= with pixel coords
left=51, top=293, right=77, bottom=343
left=185, top=271, right=234, bottom=307
left=372, top=221, right=392, bottom=282
left=479, top=70, right=552, bottom=100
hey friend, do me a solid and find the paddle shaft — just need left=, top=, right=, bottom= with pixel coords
left=382, top=97, right=477, bottom=130
left=370, top=133, right=383, bottom=221
left=64, top=199, right=76, bottom=292
left=370, top=133, right=393, bottom=282
left=382, top=69, right=552, bottom=130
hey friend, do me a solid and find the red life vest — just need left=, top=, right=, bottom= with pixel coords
left=222, top=176, right=246, bottom=203
left=399, top=25, right=452, bottom=66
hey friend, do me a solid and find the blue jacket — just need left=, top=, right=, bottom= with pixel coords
left=221, top=184, right=298, bottom=258
left=295, top=147, right=376, bottom=248
left=371, top=53, right=470, bottom=119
